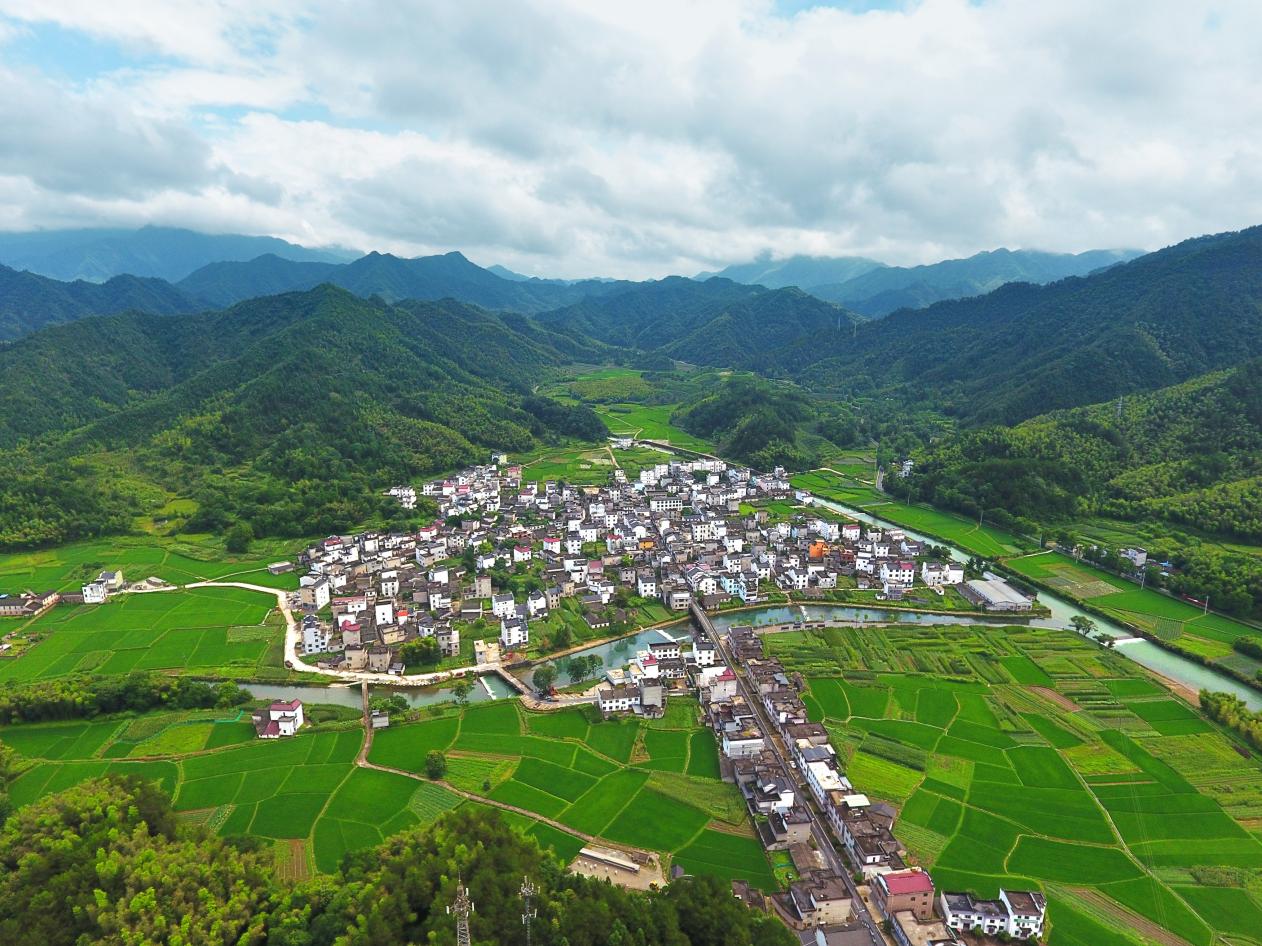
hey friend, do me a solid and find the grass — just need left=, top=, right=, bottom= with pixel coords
left=593, top=403, right=713, bottom=452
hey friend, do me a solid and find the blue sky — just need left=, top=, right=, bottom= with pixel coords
left=0, top=1, right=1258, bottom=279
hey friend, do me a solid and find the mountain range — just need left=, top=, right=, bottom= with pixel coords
left=0, top=264, right=201, bottom=340
left=703, top=247, right=1141, bottom=317
left=175, top=250, right=631, bottom=312
left=778, top=226, right=1262, bottom=426
left=0, top=226, right=353, bottom=283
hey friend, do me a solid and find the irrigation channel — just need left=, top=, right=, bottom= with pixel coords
left=239, top=494, right=1262, bottom=712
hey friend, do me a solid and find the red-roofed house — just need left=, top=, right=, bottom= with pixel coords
left=872, top=869, right=935, bottom=922
left=252, top=699, right=305, bottom=739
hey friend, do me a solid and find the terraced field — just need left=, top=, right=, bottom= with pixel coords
left=367, top=697, right=776, bottom=889
left=767, top=623, right=1262, bottom=946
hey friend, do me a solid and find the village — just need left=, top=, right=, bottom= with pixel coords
left=282, top=450, right=1043, bottom=944
left=290, top=451, right=1033, bottom=680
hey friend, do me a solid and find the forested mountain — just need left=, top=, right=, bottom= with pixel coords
left=0, top=264, right=201, bottom=340
left=907, top=358, right=1262, bottom=536
left=0, top=226, right=351, bottom=282
left=808, top=247, right=1141, bottom=317
left=903, top=358, right=1262, bottom=613
left=178, top=250, right=631, bottom=311
left=698, top=253, right=884, bottom=289
left=0, top=777, right=791, bottom=946
left=0, top=285, right=606, bottom=547
left=791, top=226, right=1262, bottom=425
left=536, top=276, right=861, bottom=369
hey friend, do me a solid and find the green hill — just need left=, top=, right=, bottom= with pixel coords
left=0, top=285, right=607, bottom=548
left=536, top=276, right=861, bottom=369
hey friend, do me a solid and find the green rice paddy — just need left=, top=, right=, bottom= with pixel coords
left=766, top=623, right=1262, bottom=946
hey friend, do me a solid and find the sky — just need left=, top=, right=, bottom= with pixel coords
left=0, top=0, right=1259, bottom=279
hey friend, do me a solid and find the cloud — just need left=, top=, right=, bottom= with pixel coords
left=0, top=0, right=1261, bottom=277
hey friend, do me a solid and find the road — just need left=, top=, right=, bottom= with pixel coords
left=690, top=603, right=883, bottom=946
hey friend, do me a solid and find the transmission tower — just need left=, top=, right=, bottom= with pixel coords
left=520, top=875, right=537, bottom=946
left=448, top=878, right=474, bottom=946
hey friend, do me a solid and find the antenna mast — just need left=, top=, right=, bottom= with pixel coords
left=448, top=878, right=474, bottom=946
left=520, top=875, right=537, bottom=946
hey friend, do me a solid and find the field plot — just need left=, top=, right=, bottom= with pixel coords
left=366, top=700, right=773, bottom=887
left=767, top=623, right=1262, bottom=946
left=1008, top=551, right=1262, bottom=659
left=593, top=403, right=714, bottom=452
left=0, top=586, right=278, bottom=682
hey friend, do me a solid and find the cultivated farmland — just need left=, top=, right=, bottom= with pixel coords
left=0, top=586, right=281, bottom=682
left=367, top=697, right=777, bottom=888
left=766, top=623, right=1262, bottom=946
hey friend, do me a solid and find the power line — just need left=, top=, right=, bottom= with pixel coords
left=448, top=877, right=474, bottom=946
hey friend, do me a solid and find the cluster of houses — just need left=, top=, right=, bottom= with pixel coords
left=685, top=622, right=1044, bottom=943
left=0, top=590, right=60, bottom=619
left=293, top=452, right=1006, bottom=677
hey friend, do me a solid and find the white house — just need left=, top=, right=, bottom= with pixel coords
left=302, top=622, right=331, bottom=655
left=500, top=616, right=529, bottom=648
left=879, top=560, right=916, bottom=587
left=81, top=581, right=108, bottom=605
left=939, top=890, right=1046, bottom=940
left=298, top=577, right=331, bottom=610
left=491, top=593, right=517, bottom=619
left=599, top=684, right=641, bottom=714
left=637, top=573, right=658, bottom=598
left=253, top=700, right=304, bottom=738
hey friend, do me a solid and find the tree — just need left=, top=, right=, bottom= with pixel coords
left=552, top=624, right=573, bottom=651
left=425, top=750, right=447, bottom=780
left=451, top=678, right=474, bottom=707
left=224, top=520, right=254, bottom=553
left=533, top=664, right=558, bottom=694
left=400, top=636, right=441, bottom=666
left=1069, top=615, right=1098, bottom=637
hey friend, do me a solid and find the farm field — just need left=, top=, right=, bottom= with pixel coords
left=790, top=470, right=1029, bottom=559
left=766, top=623, right=1262, bottom=946
left=0, top=586, right=283, bottom=682
left=593, top=402, right=715, bottom=452
left=368, top=697, right=778, bottom=889
left=1008, top=551, right=1262, bottom=656
left=0, top=534, right=305, bottom=595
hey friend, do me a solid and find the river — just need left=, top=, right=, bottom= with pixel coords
left=809, top=496, right=1262, bottom=709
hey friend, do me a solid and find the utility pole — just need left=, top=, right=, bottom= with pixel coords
left=448, top=878, right=474, bottom=946
left=520, top=876, right=537, bottom=946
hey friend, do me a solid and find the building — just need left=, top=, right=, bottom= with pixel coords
left=302, top=619, right=331, bottom=655
left=253, top=699, right=304, bottom=738
left=939, top=889, right=1045, bottom=940
left=785, top=871, right=852, bottom=928
left=960, top=578, right=1033, bottom=612
left=81, top=581, right=109, bottom=605
left=500, top=616, right=529, bottom=648
left=872, top=869, right=935, bottom=922
left=599, top=684, right=641, bottom=715
left=299, top=577, right=331, bottom=610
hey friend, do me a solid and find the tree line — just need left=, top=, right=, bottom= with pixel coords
left=0, top=777, right=795, bottom=946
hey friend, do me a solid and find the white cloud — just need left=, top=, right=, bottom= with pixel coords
left=0, top=0, right=1261, bottom=277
